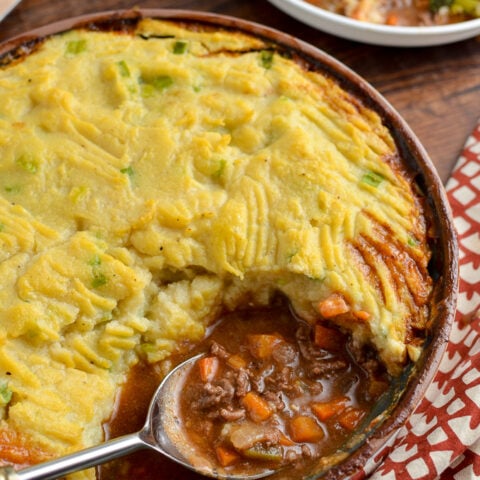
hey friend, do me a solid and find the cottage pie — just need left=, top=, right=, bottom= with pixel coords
left=0, top=18, right=433, bottom=478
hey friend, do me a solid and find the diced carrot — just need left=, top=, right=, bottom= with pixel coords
left=227, top=354, right=247, bottom=370
left=241, top=392, right=273, bottom=422
left=314, top=324, right=343, bottom=351
left=247, top=334, right=283, bottom=360
left=198, top=356, right=219, bottom=383
left=0, top=429, right=49, bottom=465
left=216, top=445, right=240, bottom=467
left=338, top=408, right=365, bottom=431
left=277, top=430, right=295, bottom=446
left=386, top=13, right=398, bottom=25
left=317, top=294, right=350, bottom=318
left=311, top=397, right=349, bottom=421
left=288, top=416, right=324, bottom=443
left=353, top=310, right=371, bottom=321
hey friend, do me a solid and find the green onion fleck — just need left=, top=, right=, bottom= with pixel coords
left=260, top=50, right=274, bottom=69
left=16, top=153, right=38, bottom=173
left=361, top=171, right=384, bottom=187
left=89, top=253, right=106, bottom=288
left=120, top=166, right=134, bottom=177
left=408, top=236, right=419, bottom=247
left=0, top=223, right=4, bottom=232
left=173, top=41, right=188, bottom=54
left=140, top=75, right=174, bottom=97
left=92, top=272, right=107, bottom=289
left=151, top=75, right=174, bottom=90
left=4, top=185, right=21, bottom=193
left=117, top=60, right=131, bottom=78
left=212, top=159, right=227, bottom=179
left=66, top=39, right=87, bottom=55
left=88, top=254, right=102, bottom=267
left=0, top=382, right=12, bottom=406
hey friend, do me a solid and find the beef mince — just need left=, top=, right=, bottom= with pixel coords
left=179, top=307, right=390, bottom=475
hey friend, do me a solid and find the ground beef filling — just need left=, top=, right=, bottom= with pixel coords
left=179, top=309, right=390, bottom=473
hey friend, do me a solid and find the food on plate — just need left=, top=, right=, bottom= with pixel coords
left=0, top=15, right=434, bottom=479
left=303, top=0, right=480, bottom=25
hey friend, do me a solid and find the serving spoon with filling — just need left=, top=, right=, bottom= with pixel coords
left=0, top=354, right=275, bottom=480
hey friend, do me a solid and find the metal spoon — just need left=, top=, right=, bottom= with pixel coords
left=0, top=354, right=275, bottom=480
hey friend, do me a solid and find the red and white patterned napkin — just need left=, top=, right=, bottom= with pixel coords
left=359, top=121, right=480, bottom=479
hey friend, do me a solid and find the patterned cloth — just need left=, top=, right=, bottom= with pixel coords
left=363, top=121, right=480, bottom=479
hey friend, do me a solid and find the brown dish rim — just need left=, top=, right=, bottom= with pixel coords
left=0, top=8, right=459, bottom=479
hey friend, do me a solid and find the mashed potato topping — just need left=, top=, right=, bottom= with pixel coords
left=0, top=18, right=432, bottom=476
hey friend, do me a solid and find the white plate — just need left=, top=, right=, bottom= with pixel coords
left=267, top=0, right=480, bottom=46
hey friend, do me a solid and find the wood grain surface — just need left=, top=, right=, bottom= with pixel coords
left=0, top=0, right=479, bottom=183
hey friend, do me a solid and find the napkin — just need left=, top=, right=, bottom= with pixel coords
left=357, top=121, right=480, bottom=480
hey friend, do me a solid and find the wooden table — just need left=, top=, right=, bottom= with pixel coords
left=1, top=0, right=479, bottom=183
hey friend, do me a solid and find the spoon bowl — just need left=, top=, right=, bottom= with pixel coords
left=0, top=354, right=274, bottom=480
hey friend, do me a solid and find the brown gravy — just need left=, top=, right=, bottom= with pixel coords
left=99, top=306, right=389, bottom=479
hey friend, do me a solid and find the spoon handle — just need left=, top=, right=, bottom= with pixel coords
left=0, top=433, right=147, bottom=480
